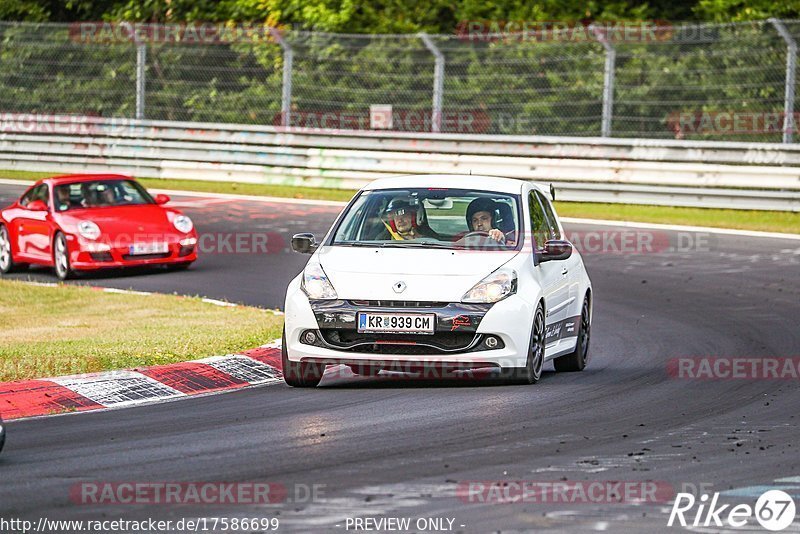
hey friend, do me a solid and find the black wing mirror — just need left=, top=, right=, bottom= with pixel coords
left=291, top=233, right=318, bottom=254
left=538, top=240, right=572, bottom=263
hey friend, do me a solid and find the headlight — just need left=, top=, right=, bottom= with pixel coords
left=77, top=221, right=101, bottom=241
left=462, top=268, right=517, bottom=303
left=173, top=215, right=193, bottom=233
left=301, top=258, right=337, bottom=300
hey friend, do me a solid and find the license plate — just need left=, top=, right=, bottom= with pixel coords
left=128, top=242, right=169, bottom=255
left=357, top=312, right=435, bottom=334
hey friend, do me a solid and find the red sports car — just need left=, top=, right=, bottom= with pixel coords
left=0, top=174, right=198, bottom=280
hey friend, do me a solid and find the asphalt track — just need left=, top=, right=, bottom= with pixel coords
left=1, top=182, right=800, bottom=533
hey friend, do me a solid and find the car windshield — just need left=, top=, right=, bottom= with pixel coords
left=53, top=180, right=155, bottom=212
left=331, top=188, right=521, bottom=250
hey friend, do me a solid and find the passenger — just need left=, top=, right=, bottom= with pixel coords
left=98, top=185, right=115, bottom=205
left=380, top=198, right=440, bottom=240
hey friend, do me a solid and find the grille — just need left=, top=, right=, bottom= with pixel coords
left=89, top=252, right=113, bottom=262
left=320, top=329, right=478, bottom=354
left=349, top=300, right=449, bottom=308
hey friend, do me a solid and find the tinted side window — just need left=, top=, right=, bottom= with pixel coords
left=535, top=191, right=561, bottom=240
left=20, top=185, right=47, bottom=207
left=37, top=184, right=50, bottom=205
left=528, top=191, right=549, bottom=250
left=19, top=187, right=36, bottom=207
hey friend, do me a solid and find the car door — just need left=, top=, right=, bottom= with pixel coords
left=10, top=186, right=37, bottom=260
left=535, top=190, right=581, bottom=334
left=528, top=190, right=570, bottom=348
left=15, top=184, right=53, bottom=262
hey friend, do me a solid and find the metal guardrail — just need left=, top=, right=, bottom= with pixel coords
left=0, top=118, right=798, bottom=211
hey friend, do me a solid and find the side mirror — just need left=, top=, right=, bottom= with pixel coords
left=155, top=194, right=170, bottom=205
left=27, top=200, right=48, bottom=212
left=292, top=233, right=317, bottom=254
left=538, top=240, right=572, bottom=263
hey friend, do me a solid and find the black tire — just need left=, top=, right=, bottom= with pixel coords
left=507, top=303, right=545, bottom=384
left=554, top=294, right=591, bottom=372
left=281, top=329, right=324, bottom=387
left=53, top=232, right=73, bottom=281
left=0, top=224, right=19, bottom=275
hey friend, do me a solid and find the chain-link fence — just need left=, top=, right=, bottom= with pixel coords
left=0, top=20, right=797, bottom=142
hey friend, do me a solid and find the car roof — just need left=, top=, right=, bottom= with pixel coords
left=362, top=174, right=541, bottom=195
left=41, top=174, right=135, bottom=186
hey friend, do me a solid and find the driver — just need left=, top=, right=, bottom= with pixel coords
left=381, top=197, right=439, bottom=240
left=54, top=187, right=71, bottom=212
left=466, top=198, right=515, bottom=245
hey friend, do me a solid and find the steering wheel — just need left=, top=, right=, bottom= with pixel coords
left=455, top=230, right=506, bottom=249
left=461, top=231, right=491, bottom=239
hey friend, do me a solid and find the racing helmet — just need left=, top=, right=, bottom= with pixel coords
left=384, top=197, right=423, bottom=232
left=466, top=197, right=499, bottom=230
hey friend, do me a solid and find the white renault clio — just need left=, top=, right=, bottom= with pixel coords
left=283, top=175, right=592, bottom=387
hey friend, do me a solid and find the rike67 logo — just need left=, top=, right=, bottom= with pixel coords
left=668, top=490, right=796, bottom=531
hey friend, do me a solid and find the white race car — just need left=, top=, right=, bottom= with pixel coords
left=283, top=175, right=592, bottom=387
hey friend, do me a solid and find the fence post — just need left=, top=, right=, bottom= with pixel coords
left=591, top=24, right=616, bottom=137
left=770, top=18, right=797, bottom=144
left=420, top=33, right=444, bottom=133
left=270, top=28, right=293, bottom=128
left=135, top=43, right=146, bottom=120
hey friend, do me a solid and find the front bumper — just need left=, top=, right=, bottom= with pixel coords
left=307, top=299, right=499, bottom=354
left=284, top=280, right=533, bottom=369
left=68, top=235, right=197, bottom=270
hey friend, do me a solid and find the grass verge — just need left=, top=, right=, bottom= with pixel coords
left=0, top=279, right=282, bottom=382
left=1, top=170, right=797, bottom=234
left=553, top=202, right=799, bottom=235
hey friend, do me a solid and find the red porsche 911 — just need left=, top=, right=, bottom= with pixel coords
left=0, top=174, right=198, bottom=280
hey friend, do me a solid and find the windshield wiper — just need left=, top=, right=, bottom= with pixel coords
left=334, top=241, right=458, bottom=249
left=334, top=241, right=387, bottom=247
left=380, top=241, right=457, bottom=249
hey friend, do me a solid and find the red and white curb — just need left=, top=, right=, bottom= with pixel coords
left=0, top=343, right=283, bottom=421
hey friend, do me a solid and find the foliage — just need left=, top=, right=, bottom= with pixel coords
left=0, top=2, right=795, bottom=141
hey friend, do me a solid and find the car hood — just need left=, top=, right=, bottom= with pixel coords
left=317, top=246, right=518, bottom=301
left=58, top=205, right=180, bottom=237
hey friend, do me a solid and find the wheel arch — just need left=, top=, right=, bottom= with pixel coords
left=0, top=220, right=21, bottom=258
left=584, top=287, right=593, bottom=323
